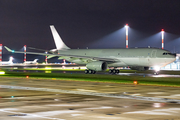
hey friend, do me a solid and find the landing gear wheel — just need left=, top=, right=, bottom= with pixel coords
left=85, top=69, right=96, bottom=74
left=112, top=69, right=117, bottom=74
left=92, top=70, right=96, bottom=74
left=154, top=72, right=159, bottom=75
left=109, top=69, right=113, bottom=74
left=89, top=70, right=92, bottom=74
left=109, top=69, right=120, bottom=74
left=85, top=69, right=89, bottom=74
left=116, top=69, right=120, bottom=74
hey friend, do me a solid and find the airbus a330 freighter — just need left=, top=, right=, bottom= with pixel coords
left=5, top=25, right=176, bottom=74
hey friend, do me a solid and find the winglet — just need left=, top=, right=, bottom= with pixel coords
left=4, top=46, right=14, bottom=52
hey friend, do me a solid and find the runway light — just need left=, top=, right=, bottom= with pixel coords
left=0, top=71, right=5, bottom=75
left=133, top=81, right=138, bottom=85
left=26, top=76, right=29, bottom=78
left=154, top=66, right=160, bottom=72
left=45, top=67, right=52, bottom=70
left=153, top=103, right=165, bottom=108
left=45, top=71, right=51, bottom=73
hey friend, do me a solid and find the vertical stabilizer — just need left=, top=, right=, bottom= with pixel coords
left=8, top=56, right=13, bottom=64
left=33, top=59, right=38, bottom=62
left=50, top=25, right=70, bottom=50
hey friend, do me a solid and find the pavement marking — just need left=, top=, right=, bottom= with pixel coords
left=1, top=85, right=180, bottom=104
left=130, top=94, right=141, bottom=96
left=124, top=108, right=180, bottom=115
left=147, top=92, right=165, bottom=94
left=77, top=89, right=97, bottom=92
left=0, top=109, right=65, bottom=120
left=46, top=104, right=79, bottom=106
left=171, top=94, right=180, bottom=97
left=85, top=106, right=113, bottom=109
left=125, top=111, right=171, bottom=115
left=71, top=114, right=82, bottom=116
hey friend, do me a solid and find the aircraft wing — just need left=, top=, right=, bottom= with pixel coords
left=4, top=46, right=118, bottom=62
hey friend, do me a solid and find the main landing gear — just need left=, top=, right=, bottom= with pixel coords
left=109, top=69, right=120, bottom=74
left=85, top=69, right=96, bottom=74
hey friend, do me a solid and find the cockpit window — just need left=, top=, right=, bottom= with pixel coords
left=163, top=52, right=176, bottom=56
left=163, top=52, right=168, bottom=55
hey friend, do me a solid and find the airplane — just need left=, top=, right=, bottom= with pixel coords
left=24, top=59, right=38, bottom=64
left=0, top=56, right=13, bottom=65
left=4, top=25, right=176, bottom=74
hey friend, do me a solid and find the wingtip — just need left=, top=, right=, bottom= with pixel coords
left=4, top=46, right=12, bottom=52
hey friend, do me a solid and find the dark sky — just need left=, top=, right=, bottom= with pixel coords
left=1, top=0, right=180, bottom=54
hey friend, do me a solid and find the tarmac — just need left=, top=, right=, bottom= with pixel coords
left=0, top=77, right=180, bottom=120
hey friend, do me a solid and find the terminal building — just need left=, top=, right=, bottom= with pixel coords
left=161, top=54, right=180, bottom=70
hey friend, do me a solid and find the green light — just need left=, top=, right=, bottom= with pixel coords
left=12, top=50, right=15, bottom=53
left=45, top=67, right=52, bottom=70
left=0, top=71, right=5, bottom=75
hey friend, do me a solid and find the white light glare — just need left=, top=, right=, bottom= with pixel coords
left=154, top=66, right=160, bottom=72
left=9, top=56, right=13, bottom=60
left=125, top=24, right=129, bottom=28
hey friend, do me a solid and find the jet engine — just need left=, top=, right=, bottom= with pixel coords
left=86, top=61, right=107, bottom=71
left=130, top=66, right=149, bottom=71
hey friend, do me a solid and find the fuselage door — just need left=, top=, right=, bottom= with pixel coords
left=151, top=50, right=157, bottom=58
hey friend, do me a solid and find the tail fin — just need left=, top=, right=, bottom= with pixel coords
left=50, top=25, right=70, bottom=50
left=33, top=59, right=38, bottom=62
left=8, top=56, right=13, bottom=63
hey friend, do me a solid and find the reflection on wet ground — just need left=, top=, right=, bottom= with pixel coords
left=0, top=77, right=180, bottom=120
left=11, top=69, right=180, bottom=78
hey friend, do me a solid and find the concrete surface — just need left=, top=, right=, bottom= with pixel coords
left=0, top=77, right=180, bottom=120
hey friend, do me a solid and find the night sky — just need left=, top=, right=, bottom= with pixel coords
left=1, top=0, right=180, bottom=62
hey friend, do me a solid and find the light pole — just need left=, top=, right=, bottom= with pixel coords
left=125, top=24, right=129, bottom=48
left=161, top=29, right=164, bottom=49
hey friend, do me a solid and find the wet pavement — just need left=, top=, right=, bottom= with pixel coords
left=10, top=69, right=180, bottom=78
left=0, top=77, right=180, bottom=120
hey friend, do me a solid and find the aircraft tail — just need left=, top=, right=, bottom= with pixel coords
left=50, top=25, right=70, bottom=50
left=33, top=59, right=38, bottom=62
left=8, top=56, right=13, bottom=63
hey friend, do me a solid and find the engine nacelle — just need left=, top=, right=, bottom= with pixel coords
left=86, top=61, right=107, bottom=71
left=130, top=66, right=149, bottom=71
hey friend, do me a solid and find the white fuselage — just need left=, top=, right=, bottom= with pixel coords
left=57, top=48, right=176, bottom=68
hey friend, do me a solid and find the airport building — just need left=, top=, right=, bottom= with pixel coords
left=161, top=55, right=180, bottom=70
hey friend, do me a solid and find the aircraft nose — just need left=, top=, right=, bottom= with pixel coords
left=168, top=53, right=176, bottom=57
left=172, top=53, right=176, bottom=57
